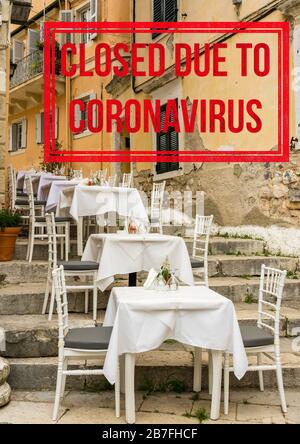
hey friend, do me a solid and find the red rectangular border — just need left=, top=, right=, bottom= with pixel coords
left=44, top=21, right=289, bottom=163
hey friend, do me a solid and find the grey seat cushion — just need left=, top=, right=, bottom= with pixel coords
left=190, top=257, right=204, bottom=268
left=15, top=199, right=29, bottom=205
left=58, top=260, right=99, bottom=271
left=65, top=326, right=112, bottom=350
left=34, top=200, right=47, bottom=206
left=36, top=216, right=72, bottom=223
left=240, top=325, right=274, bottom=348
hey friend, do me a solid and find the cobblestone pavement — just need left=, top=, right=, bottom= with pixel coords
left=0, top=389, right=299, bottom=424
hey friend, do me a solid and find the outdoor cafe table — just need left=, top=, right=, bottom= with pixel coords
left=44, top=179, right=81, bottom=212
left=57, top=186, right=149, bottom=256
left=37, top=174, right=67, bottom=201
left=103, top=286, right=248, bottom=423
left=82, top=233, right=194, bottom=291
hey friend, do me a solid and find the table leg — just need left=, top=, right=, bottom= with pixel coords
left=128, top=272, right=137, bottom=287
left=125, top=353, right=136, bottom=424
left=193, top=347, right=202, bottom=392
left=77, top=216, right=83, bottom=256
left=210, top=350, right=222, bottom=421
left=120, top=354, right=125, bottom=394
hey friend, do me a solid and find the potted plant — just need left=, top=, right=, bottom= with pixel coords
left=0, top=209, right=22, bottom=261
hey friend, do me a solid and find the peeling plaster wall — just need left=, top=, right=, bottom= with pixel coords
left=134, top=151, right=300, bottom=227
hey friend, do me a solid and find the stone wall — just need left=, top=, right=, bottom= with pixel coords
left=133, top=151, right=300, bottom=227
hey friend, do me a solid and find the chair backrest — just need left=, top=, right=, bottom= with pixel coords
left=258, top=265, right=286, bottom=342
left=107, top=174, right=117, bottom=187
left=24, top=176, right=36, bottom=221
left=150, top=181, right=166, bottom=220
left=96, top=169, right=107, bottom=183
left=8, top=166, right=17, bottom=208
left=45, top=212, right=58, bottom=269
left=192, top=215, right=214, bottom=260
left=121, top=172, right=132, bottom=188
left=52, top=265, right=69, bottom=341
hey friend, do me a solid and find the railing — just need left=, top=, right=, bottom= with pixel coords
left=10, top=49, right=43, bottom=88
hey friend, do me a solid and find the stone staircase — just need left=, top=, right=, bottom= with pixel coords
left=0, top=235, right=300, bottom=391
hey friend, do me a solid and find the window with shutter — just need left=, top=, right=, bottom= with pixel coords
left=9, top=121, right=24, bottom=152
left=12, top=40, right=24, bottom=63
left=36, top=113, right=42, bottom=144
left=156, top=101, right=179, bottom=174
left=90, top=0, right=98, bottom=40
left=152, top=0, right=177, bottom=39
left=28, top=29, right=40, bottom=54
left=21, top=118, right=27, bottom=148
left=59, top=10, right=74, bottom=46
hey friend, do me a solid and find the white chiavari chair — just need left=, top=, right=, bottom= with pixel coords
left=51, top=265, right=120, bottom=422
left=223, top=265, right=287, bottom=414
left=149, top=181, right=166, bottom=234
left=43, top=213, right=99, bottom=322
left=191, top=215, right=214, bottom=286
left=121, top=172, right=132, bottom=188
left=25, top=176, right=71, bottom=263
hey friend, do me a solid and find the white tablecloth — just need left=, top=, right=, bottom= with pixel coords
left=58, top=186, right=148, bottom=222
left=37, top=175, right=66, bottom=200
left=45, top=180, right=80, bottom=211
left=82, top=233, right=194, bottom=291
left=103, top=286, right=248, bottom=384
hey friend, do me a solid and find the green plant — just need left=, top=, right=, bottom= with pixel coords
left=194, top=407, right=209, bottom=423
left=183, top=407, right=209, bottom=423
left=0, top=209, right=22, bottom=230
left=167, top=379, right=186, bottom=394
left=244, top=293, right=255, bottom=304
left=240, top=275, right=251, bottom=280
left=286, top=270, right=299, bottom=280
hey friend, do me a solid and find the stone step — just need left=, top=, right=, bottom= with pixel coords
left=185, top=237, right=265, bottom=256
left=7, top=338, right=300, bottom=391
left=1, top=255, right=298, bottom=285
left=1, top=277, right=300, bottom=316
left=207, top=256, right=299, bottom=278
left=14, top=236, right=266, bottom=261
left=14, top=240, right=79, bottom=261
left=0, top=283, right=111, bottom=315
left=1, top=305, right=299, bottom=358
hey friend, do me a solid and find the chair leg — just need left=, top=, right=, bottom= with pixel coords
left=48, top=280, right=55, bottom=321
left=28, top=227, right=35, bottom=263
left=26, top=227, right=32, bottom=261
left=115, top=360, right=121, bottom=418
left=257, top=353, right=264, bottom=392
left=60, top=226, right=64, bottom=260
left=93, top=277, right=98, bottom=322
left=42, top=269, right=51, bottom=315
left=193, top=347, right=202, bottom=392
left=224, top=352, right=230, bottom=415
left=275, top=356, right=287, bottom=413
left=85, top=289, right=89, bottom=314
left=65, top=222, right=69, bottom=261
left=60, top=358, right=68, bottom=400
left=208, top=350, right=213, bottom=395
left=52, top=357, right=64, bottom=422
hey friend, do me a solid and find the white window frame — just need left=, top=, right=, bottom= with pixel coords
left=36, top=108, right=58, bottom=144
left=9, top=118, right=27, bottom=153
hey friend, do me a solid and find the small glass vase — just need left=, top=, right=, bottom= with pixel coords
left=167, top=270, right=179, bottom=291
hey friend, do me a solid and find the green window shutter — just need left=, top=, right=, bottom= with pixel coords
left=164, top=0, right=178, bottom=22
left=156, top=101, right=179, bottom=174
